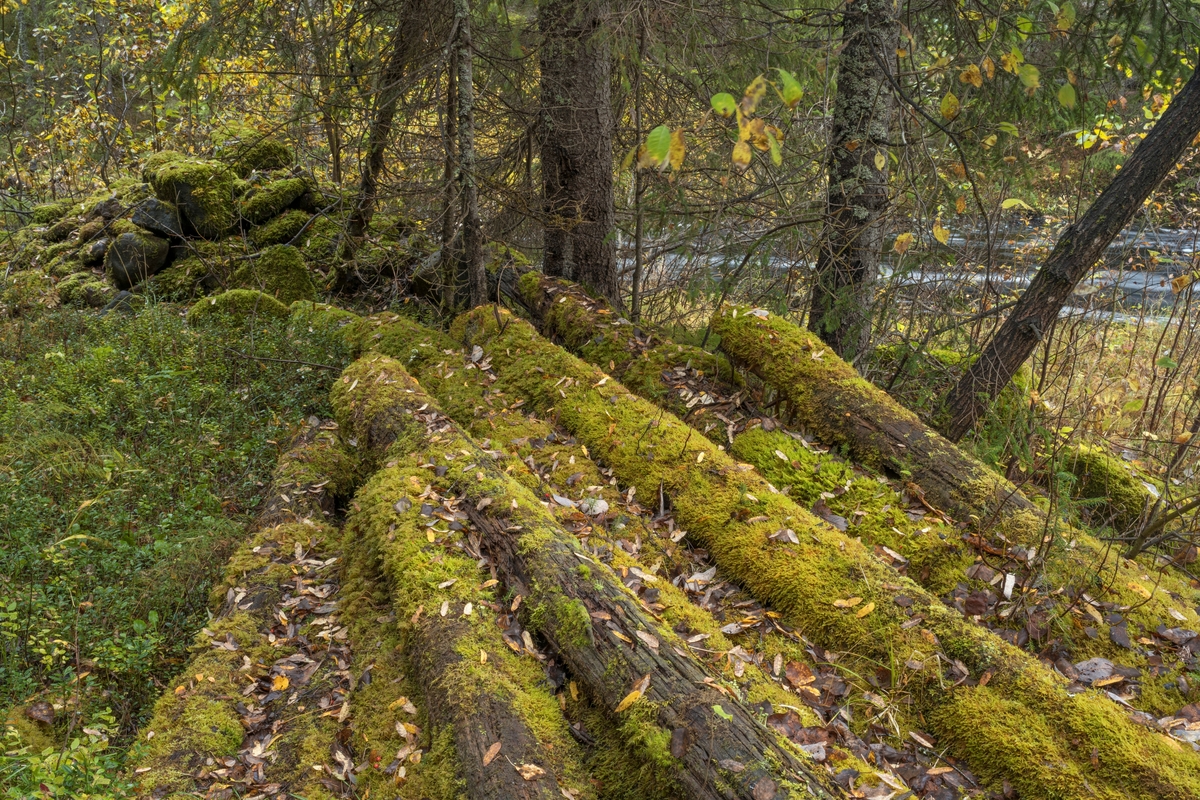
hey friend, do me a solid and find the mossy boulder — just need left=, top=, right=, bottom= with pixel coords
left=1, top=270, right=56, bottom=316
left=187, top=288, right=290, bottom=325
left=248, top=209, right=311, bottom=248
left=145, top=256, right=211, bottom=301
left=104, top=230, right=170, bottom=290
left=132, top=197, right=184, bottom=238
left=1063, top=443, right=1153, bottom=531
left=145, top=154, right=235, bottom=240
left=46, top=252, right=84, bottom=278
left=238, top=177, right=312, bottom=225
left=211, top=122, right=292, bottom=177
left=29, top=200, right=73, bottom=225
left=230, top=244, right=315, bottom=304
left=44, top=214, right=81, bottom=243
left=80, top=238, right=110, bottom=267
left=58, top=271, right=115, bottom=308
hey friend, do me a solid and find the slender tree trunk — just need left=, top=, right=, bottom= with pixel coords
left=346, top=0, right=438, bottom=241
left=440, top=41, right=459, bottom=305
left=455, top=0, right=485, bottom=308
left=630, top=9, right=646, bottom=323
left=808, top=0, right=898, bottom=362
left=538, top=0, right=619, bottom=306
left=940, top=67, right=1200, bottom=442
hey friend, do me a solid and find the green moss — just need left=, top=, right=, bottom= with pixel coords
left=30, top=200, right=73, bottom=225
left=186, top=288, right=290, bottom=325
left=146, top=156, right=235, bottom=240
left=211, top=121, right=292, bottom=177
left=239, top=178, right=312, bottom=225
left=230, top=244, right=315, bottom=304
left=250, top=209, right=312, bottom=247
left=145, top=257, right=208, bottom=301
left=454, top=305, right=1200, bottom=800
left=1, top=270, right=56, bottom=317
left=3, top=709, right=56, bottom=754
left=57, top=272, right=114, bottom=308
left=1062, top=443, right=1152, bottom=531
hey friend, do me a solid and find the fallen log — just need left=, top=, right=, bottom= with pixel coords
left=452, top=305, right=1200, bottom=800
left=332, top=353, right=845, bottom=800
left=333, top=357, right=585, bottom=800
left=346, top=311, right=913, bottom=792
left=508, top=274, right=1200, bottom=701
left=130, top=420, right=370, bottom=799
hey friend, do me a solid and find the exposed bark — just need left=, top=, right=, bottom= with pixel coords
left=538, top=0, right=619, bottom=306
left=451, top=305, right=1200, bottom=800
left=809, top=0, right=898, bottom=362
left=941, top=67, right=1200, bottom=441
left=455, top=0, right=486, bottom=308
left=334, top=354, right=842, bottom=800
left=346, top=0, right=443, bottom=241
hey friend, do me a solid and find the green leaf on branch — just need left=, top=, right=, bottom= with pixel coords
left=1057, top=83, right=1077, bottom=109
left=1018, top=64, right=1040, bottom=92
left=644, top=125, right=671, bottom=168
left=1157, top=356, right=1179, bottom=370
left=710, top=92, right=737, bottom=117
left=1001, top=198, right=1034, bottom=210
left=997, top=121, right=1019, bottom=135
left=776, top=69, right=803, bottom=108
left=940, top=92, right=960, bottom=121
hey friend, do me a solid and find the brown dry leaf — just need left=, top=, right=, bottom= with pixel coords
left=855, top=602, right=876, bottom=619
left=272, top=675, right=290, bottom=691
left=784, top=661, right=815, bottom=688
left=516, top=763, right=546, bottom=781
left=833, top=597, right=863, bottom=609
left=483, top=741, right=502, bottom=766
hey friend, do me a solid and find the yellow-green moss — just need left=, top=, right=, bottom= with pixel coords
left=146, top=156, right=236, bottom=240
left=187, top=288, right=290, bottom=326
left=211, top=121, right=292, bottom=177
left=230, top=244, right=315, bottom=304
left=56, top=271, right=113, bottom=309
left=1, top=270, right=56, bottom=317
left=1063, top=443, right=1152, bottom=531
left=250, top=208, right=312, bottom=247
left=239, top=178, right=312, bottom=225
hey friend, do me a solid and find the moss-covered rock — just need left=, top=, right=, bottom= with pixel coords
left=145, top=256, right=210, bottom=301
left=44, top=214, right=81, bottom=243
left=238, top=177, right=312, bottom=225
left=249, top=209, right=311, bottom=248
left=186, top=288, right=290, bottom=325
left=145, top=155, right=235, bottom=240
left=230, top=244, right=315, bottom=304
left=211, top=121, right=292, bottom=176
left=1063, top=443, right=1153, bottom=531
left=1, top=270, right=56, bottom=316
left=29, top=200, right=73, bottom=225
left=104, top=230, right=170, bottom=290
left=132, top=197, right=184, bottom=238
left=56, top=272, right=114, bottom=309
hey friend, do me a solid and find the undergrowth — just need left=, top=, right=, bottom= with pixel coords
left=0, top=303, right=352, bottom=797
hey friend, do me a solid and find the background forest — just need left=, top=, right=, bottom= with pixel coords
left=5, top=0, right=1200, bottom=798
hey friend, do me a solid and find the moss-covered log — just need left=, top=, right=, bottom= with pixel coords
left=451, top=305, right=1200, bottom=800
left=130, top=420, right=368, bottom=799
left=332, top=353, right=844, bottom=800
left=333, top=356, right=591, bottom=800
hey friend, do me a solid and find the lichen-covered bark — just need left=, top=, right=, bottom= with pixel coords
left=333, top=353, right=844, bottom=800
left=809, top=0, right=898, bottom=362
left=451, top=305, right=1200, bottom=800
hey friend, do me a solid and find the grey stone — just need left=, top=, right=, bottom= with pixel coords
left=81, top=238, right=109, bottom=267
left=132, top=198, right=184, bottom=238
left=104, top=232, right=169, bottom=290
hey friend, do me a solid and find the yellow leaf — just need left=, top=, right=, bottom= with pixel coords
left=732, top=140, right=752, bottom=170
left=1174, top=432, right=1193, bottom=445
left=1126, top=581, right=1152, bottom=600
left=940, top=92, right=960, bottom=121
left=833, top=597, right=863, bottom=609
left=272, top=675, right=289, bottom=691
left=959, top=64, right=983, bottom=88
left=893, top=232, right=914, bottom=255
left=1171, top=273, right=1192, bottom=294
left=855, top=601, right=876, bottom=618
left=956, top=196, right=966, bottom=214
left=740, top=75, right=768, bottom=115
left=933, top=221, right=950, bottom=245
left=615, top=689, right=642, bottom=713
left=874, top=151, right=886, bottom=170
left=669, top=129, right=686, bottom=170
left=982, top=56, right=995, bottom=79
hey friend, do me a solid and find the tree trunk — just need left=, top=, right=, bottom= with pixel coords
left=808, top=0, right=898, bottom=363
left=940, top=67, right=1200, bottom=442
left=440, top=40, right=460, bottom=306
left=345, top=0, right=440, bottom=242
left=455, top=0, right=486, bottom=308
left=538, top=0, right=619, bottom=306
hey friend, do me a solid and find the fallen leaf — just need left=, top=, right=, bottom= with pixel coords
left=516, top=763, right=546, bottom=781
left=856, top=602, right=876, bottom=618
left=483, top=741, right=502, bottom=766
left=833, top=597, right=863, bottom=609
left=272, top=675, right=290, bottom=691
